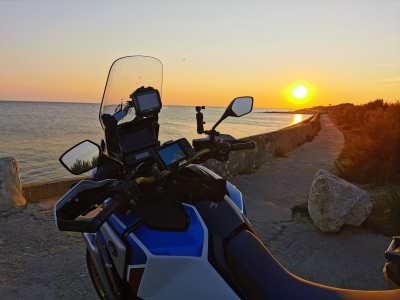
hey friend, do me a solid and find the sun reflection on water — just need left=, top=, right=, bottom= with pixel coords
left=291, top=114, right=303, bottom=125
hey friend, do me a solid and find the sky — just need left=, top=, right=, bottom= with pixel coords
left=0, top=0, right=399, bottom=109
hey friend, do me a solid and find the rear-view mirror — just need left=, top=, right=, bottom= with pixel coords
left=230, top=96, right=254, bottom=117
left=59, top=140, right=101, bottom=175
left=211, top=96, right=254, bottom=131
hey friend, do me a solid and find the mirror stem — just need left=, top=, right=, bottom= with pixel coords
left=211, top=114, right=227, bottom=132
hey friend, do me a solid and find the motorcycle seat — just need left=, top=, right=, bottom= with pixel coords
left=226, top=230, right=400, bottom=300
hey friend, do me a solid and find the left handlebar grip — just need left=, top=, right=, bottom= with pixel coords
left=95, top=192, right=125, bottom=223
left=56, top=218, right=103, bottom=233
left=56, top=193, right=126, bottom=233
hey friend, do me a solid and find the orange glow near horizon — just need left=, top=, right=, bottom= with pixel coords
left=0, top=63, right=398, bottom=109
left=0, top=2, right=399, bottom=109
left=1, top=68, right=399, bottom=110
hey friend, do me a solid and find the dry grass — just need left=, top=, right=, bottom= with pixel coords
left=329, top=100, right=400, bottom=185
left=329, top=100, right=400, bottom=235
left=362, top=184, right=400, bottom=236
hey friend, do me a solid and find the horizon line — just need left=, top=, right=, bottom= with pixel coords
left=0, top=99, right=288, bottom=110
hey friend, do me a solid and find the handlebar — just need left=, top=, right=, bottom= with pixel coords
left=56, top=139, right=256, bottom=233
left=228, top=140, right=256, bottom=151
left=56, top=192, right=126, bottom=233
left=135, top=141, right=255, bottom=185
left=135, top=148, right=211, bottom=185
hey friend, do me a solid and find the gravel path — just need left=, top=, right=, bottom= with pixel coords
left=231, top=114, right=392, bottom=290
left=0, top=204, right=97, bottom=300
left=0, top=115, right=392, bottom=299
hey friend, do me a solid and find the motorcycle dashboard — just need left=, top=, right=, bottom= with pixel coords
left=119, top=127, right=155, bottom=153
left=119, top=125, right=159, bottom=167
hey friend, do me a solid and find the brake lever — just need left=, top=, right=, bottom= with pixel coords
left=81, top=203, right=100, bottom=216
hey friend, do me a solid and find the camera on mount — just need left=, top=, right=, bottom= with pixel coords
left=130, top=86, right=162, bottom=118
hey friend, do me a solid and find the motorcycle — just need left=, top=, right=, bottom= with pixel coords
left=55, top=56, right=400, bottom=299
left=384, top=236, right=400, bottom=289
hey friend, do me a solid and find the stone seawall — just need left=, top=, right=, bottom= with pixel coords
left=204, top=113, right=321, bottom=179
left=22, top=176, right=88, bottom=202
left=20, top=113, right=321, bottom=202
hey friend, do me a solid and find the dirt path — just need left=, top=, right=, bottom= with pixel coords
left=0, top=204, right=97, bottom=300
left=231, top=114, right=392, bottom=290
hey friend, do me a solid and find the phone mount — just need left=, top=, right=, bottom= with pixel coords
left=195, top=105, right=222, bottom=141
left=195, top=106, right=205, bottom=134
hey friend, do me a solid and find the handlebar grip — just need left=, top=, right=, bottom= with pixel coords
left=229, top=141, right=256, bottom=151
left=56, top=192, right=126, bottom=233
left=57, top=218, right=103, bottom=233
left=96, top=192, right=125, bottom=223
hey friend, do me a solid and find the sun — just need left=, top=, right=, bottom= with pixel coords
left=292, top=85, right=308, bottom=99
left=284, top=81, right=314, bottom=106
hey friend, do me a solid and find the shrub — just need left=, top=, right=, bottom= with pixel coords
left=330, top=100, right=400, bottom=184
left=363, top=185, right=400, bottom=236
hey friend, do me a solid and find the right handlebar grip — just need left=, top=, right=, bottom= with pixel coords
left=229, top=141, right=256, bottom=151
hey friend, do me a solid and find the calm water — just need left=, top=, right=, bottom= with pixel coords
left=0, top=101, right=311, bottom=183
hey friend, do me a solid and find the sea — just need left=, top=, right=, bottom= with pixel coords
left=0, top=101, right=311, bottom=184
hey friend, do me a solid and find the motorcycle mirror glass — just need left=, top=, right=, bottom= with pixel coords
left=212, top=96, right=254, bottom=131
left=59, top=140, right=101, bottom=175
left=229, top=96, right=253, bottom=117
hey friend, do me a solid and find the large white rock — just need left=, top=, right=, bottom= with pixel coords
left=308, top=169, right=372, bottom=232
left=0, top=157, right=26, bottom=211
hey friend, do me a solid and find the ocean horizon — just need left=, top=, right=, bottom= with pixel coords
left=0, top=100, right=311, bottom=183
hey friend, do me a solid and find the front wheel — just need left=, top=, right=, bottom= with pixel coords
left=86, top=248, right=110, bottom=300
left=86, top=248, right=138, bottom=300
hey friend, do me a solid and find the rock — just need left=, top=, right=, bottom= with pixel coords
left=0, top=157, right=26, bottom=211
left=308, top=169, right=372, bottom=232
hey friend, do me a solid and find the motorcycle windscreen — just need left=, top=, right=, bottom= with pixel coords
left=99, top=56, right=163, bottom=129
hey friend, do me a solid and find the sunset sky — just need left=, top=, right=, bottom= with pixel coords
left=1, top=0, right=399, bottom=108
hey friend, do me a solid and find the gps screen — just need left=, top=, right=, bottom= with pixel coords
left=137, top=92, right=161, bottom=113
left=157, top=143, right=186, bottom=167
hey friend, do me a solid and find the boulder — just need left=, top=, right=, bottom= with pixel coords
left=0, top=157, right=26, bottom=211
left=308, top=169, right=372, bottom=232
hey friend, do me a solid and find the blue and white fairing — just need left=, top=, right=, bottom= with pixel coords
left=87, top=203, right=242, bottom=299
left=83, top=165, right=247, bottom=299
left=127, top=204, right=239, bottom=299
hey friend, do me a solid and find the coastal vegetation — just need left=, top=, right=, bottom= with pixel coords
left=291, top=100, right=399, bottom=235
left=329, top=100, right=400, bottom=185
left=328, top=100, right=400, bottom=235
